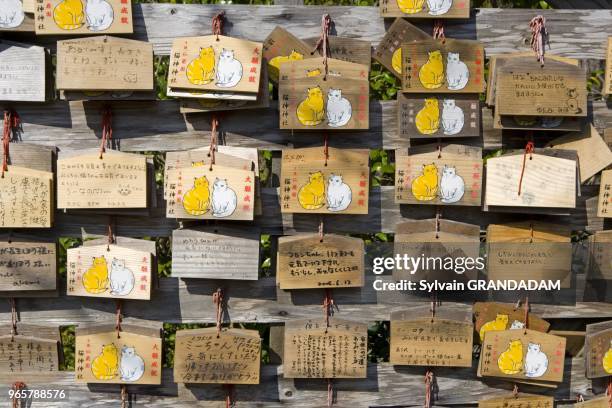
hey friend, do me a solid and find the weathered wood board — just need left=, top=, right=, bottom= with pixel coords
left=0, top=41, right=46, bottom=102
left=587, top=230, right=612, bottom=281
left=603, top=37, right=612, bottom=96
left=584, top=325, right=612, bottom=378
left=0, top=241, right=56, bottom=292
left=263, top=26, right=313, bottom=84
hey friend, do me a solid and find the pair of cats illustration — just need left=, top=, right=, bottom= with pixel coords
left=478, top=314, right=525, bottom=342
left=497, top=340, right=549, bottom=378
left=182, top=176, right=237, bottom=218
left=415, top=98, right=465, bottom=135
left=396, top=0, right=453, bottom=15
left=296, top=86, right=352, bottom=128
left=411, top=163, right=465, bottom=203
left=298, top=171, right=352, bottom=212
left=91, top=343, right=145, bottom=382
left=419, top=50, right=469, bottom=91
left=82, top=256, right=135, bottom=296
left=51, top=0, right=114, bottom=31
left=186, top=47, right=243, bottom=88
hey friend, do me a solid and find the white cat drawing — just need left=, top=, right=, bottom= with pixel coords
left=446, top=52, right=469, bottom=91
left=524, top=342, right=549, bottom=378
left=439, top=166, right=464, bottom=204
left=427, top=0, right=452, bottom=15
left=326, top=174, right=352, bottom=212
left=215, top=49, right=243, bottom=88
left=326, top=88, right=352, bottom=128
left=0, top=0, right=24, bottom=28
left=211, top=178, right=237, bottom=217
left=109, top=258, right=135, bottom=296
left=119, top=346, right=145, bottom=382
left=441, top=99, right=464, bottom=135
left=85, top=0, right=114, bottom=32
left=509, top=320, right=525, bottom=330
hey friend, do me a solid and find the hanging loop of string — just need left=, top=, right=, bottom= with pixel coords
left=213, top=288, right=224, bottom=337
left=607, top=377, right=611, bottom=408
left=9, top=297, right=17, bottom=340
left=312, top=14, right=332, bottom=79
left=323, top=288, right=334, bottom=330
left=327, top=378, right=334, bottom=407
left=209, top=115, right=219, bottom=170
left=212, top=11, right=225, bottom=40
left=513, top=383, right=519, bottom=398
left=430, top=294, right=440, bottom=323
left=437, top=142, right=442, bottom=159
left=99, top=106, right=113, bottom=159
left=323, top=133, right=329, bottom=166
left=435, top=208, right=441, bottom=239
left=523, top=296, right=529, bottom=334
left=2, top=109, right=20, bottom=178
left=11, top=381, right=26, bottom=408
left=319, top=217, right=324, bottom=242
left=107, top=217, right=115, bottom=251
left=424, top=370, right=434, bottom=408
left=115, top=300, right=123, bottom=339
left=529, top=15, right=548, bottom=66
left=529, top=222, right=534, bottom=244
left=517, top=141, right=535, bottom=196
left=432, top=20, right=446, bottom=43
left=224, top=384, right=234, bottom=408
left=120, top=384, right=127, bottom=408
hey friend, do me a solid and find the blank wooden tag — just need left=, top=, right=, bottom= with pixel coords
left=478, top=329, right=566, bottom=383
left=605, top=37, right=612, bottom=96
left=485, top=151, right=576, bottom=209
left=75, top=324, right=162, bottom=384
left=390, top=313, right=473, bottom=367
left=398, top=93, right=480, bottom=138
left=0, top=241, right=56, bottom=292
left=487, top=222, right=572, bottom=289
left=585, top=326, right=612, bottom=379
left=168, top=35, right=263, bottom=94
left=279, top=57, right=369, bottom=130
left=374, top=18, right=431, bottom=79
left=402, top=39, right=485, bottom=94
left=380, top=0, right=470, bottom=18
left=174, top=327, right=261, bottom=384
left=171, top=227, right=259, bottom=280
left=473, top=302, right=550, bottom=344
left=497, top=58, right=587, bottom=117
left=0, top=334, right=59, bottom=374
left=67, top=243, right=152, bottom=300
left=587, top=231, right=612, bottom=281
left=0, top=41, right=46, bottom=102
left=0, top=165, right=53, bottom=228
left=478, top=394, right=553, bottom=408
left=263, top=26, right=313, bottom=84
left=304, top=36, right=373, bottom=69
left=1, top=143, right=54, bottom=173
left=280, top=147, right=369, bottom=214
left=35, top=0, right=133, bottom=35
left=574, top=397, right=609, bottom=408
left=283, top=318, right=367, bottom=378
left=277, top=233, right=364, bottom=290
left=56, top=36, right=153, bottom=91
left=395, top=144, right=482, bottom=206
left=597, top=170, right=612, bottom=217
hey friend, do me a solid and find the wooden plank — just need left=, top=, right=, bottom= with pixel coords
left=0, top=41, right=46, bottom=102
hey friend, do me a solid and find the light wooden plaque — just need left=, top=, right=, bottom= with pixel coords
left=0, top=334, right=59, bottom=374
left=574, top=397, right=609, bottom=408
left=0, top=41, right=46, bottom=102
left=478, top=394, right=553, bottom=408
left=263, top=26, right=313, bottom=84
left=473, top=302, right=550, bottom=344
left=603, top=37, right=612, bottom=96
left=56, top=36, right=153, bottom=91
left=380, top=0, right=470, bottom=19
left=304, top=36, right=373, bottom=69
left=584, top=327, right=612, bottom=379
left=277, top=233, right=364, bottom=290
left=597, top=170, right=612, bottom=218
left=0, top=241, right=56, bottom=292
left=67, top=243, right=152, bottom=300
left=174, top=327, right=261, bottom=384
left=587, top=231, right=612, bottom=281
left=0, top=165, right=53, bottom=228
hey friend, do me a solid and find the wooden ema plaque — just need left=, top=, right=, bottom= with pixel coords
left=487, top=222, right=572, bottom=289
left=380, top=0, right=470, bottom=19
left=35, top=0, right=132, bottom=35
left=279, top=57, right=369, bottom=130
left=283, top=318, right=367, bottom=379
left=57, top=150, right=147, bottom=209
left=485, top=150, right=576, bottom=209
left=597, top=170, right=612, bottom=218
left=496, top=58, right=587, bottom=118
left=605, top=37, right=612, bottom=96
left=402, top=38, right=485, bottom=94
left=168, top=35, right=263, bottom=94
left=174, top=327, right=261, bottom=384
left=280, top=147, right=369, bottom=215
left=473, top=302, right=550, bottom=344
left=398, top=93, right=480, bottom=139
left=585, top=326, right=612, bottom=378
left=276, top=233, right=364, bottom=290
left=75, top=324, right=162, bottom=384
left=0, top=41, right=46, bottom=102
left=478, top=394, right=553, bottom=408
left=0, top=165, right=53, bottom=228
left=0, top=240, right=56, bottom=292
left=171, top=227, right=259, bottom=280
left=263, top=26, right=313, bottom=84
left=390, top=315, right=473, bottom=367
left=478, top=329, right=566, bottom=384
left=0, top=334, right=59, bottom=374
left=574, top=397, right=609, bottom=408
left=587, top=231, right=612, bottom=281
left=304, top=36, right=373, bottom=70
left=395, top=144, right=482, bottom=206
left=374, top=18, right=431, bottom=80
left=67, top=243, right=152, bottom=300
left=165, top=164, right=255, bottom=221
left=56, top=36, right=153, bottom=91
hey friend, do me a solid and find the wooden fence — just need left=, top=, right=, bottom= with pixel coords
left=1, top=2, right=612, bottom=407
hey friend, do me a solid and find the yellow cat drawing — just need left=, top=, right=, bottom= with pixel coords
left=306, top=68, right=322, bottom=77
left=396, top=0, right=425, bottom=14
left=91, top=344, right=119, bottom=380
left=498, top=339, right=523, bottom=375
left=296, top=86, right=325, bottom=126
left=603, top=340, right=612, bottom=374
left=479, top=314, right=509, bottom=342
left=182, top=175, right=211, bottom=216
left=298, top=171, right=325, bottom=210
left=82, top=256, right=108, bottom=294
left=269, top=50, right=304, bottom=81
left=411, top=163, right=438, bottom=201
left=53, top=0, right=85, bottom=30
left=415, top=98, right=440, bottom=135
left=187, top=46, right=216, bottom=86
left=419, top=50, right=444, bottom=90
left=391, top=48, right=402, bottom=74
